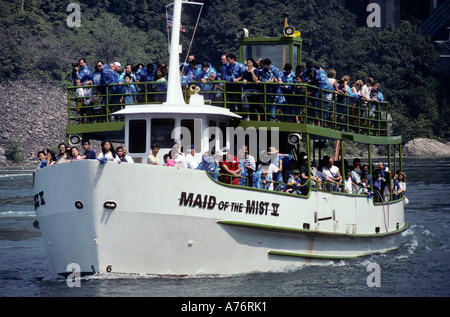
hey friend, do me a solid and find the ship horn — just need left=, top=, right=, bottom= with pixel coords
left=189, top=84, right=201, bottom=94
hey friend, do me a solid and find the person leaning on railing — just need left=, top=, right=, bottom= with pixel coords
left=321, top=157, right=342, bottom=191
left=217, top=147, right=241, bottom=186
left=255, top=168, right=273, bottom=190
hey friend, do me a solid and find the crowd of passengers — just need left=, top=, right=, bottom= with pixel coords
left=71, top=54, right=385, bottom=124
left=37, top=140, right=406, bottom=202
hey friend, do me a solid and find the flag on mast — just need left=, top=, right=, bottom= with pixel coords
left=167, top=13, right=186, bottom=32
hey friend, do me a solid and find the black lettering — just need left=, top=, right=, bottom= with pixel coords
left=34, top=194, right=40, bottom=210
left=246, top=200, right=256, bottom=214
left=39, top=191, right=45, bottom=205
left=192, top=194, right=203, bottom=208
left=179, top=192, right=194, bottom=207
left=231, top=202, right=242, bottom=212
left=180, top=193, right=280, bottom=216
left=207, top=195, right=216, bottom=209
left=271, top=203, right=280, bottom=217
left=259, top=201, right=269, bottom=215
left=202, top=195, right=208, bottom=208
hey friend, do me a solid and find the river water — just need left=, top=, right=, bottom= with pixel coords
left=0, top=158, right=449, bottom=301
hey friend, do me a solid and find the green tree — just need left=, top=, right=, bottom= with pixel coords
left=5, top=139, right=25, bottom=163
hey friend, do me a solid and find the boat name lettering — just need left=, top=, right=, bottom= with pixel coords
left=178, top=192, right=279, bottom=217
left=34, top=191, right=45, bottom=210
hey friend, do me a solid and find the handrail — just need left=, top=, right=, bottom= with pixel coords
left=67, top=80, right=390, bottom=136
left=204, top=169, right=402, bottom=204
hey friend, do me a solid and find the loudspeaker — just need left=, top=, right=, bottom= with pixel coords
left=236, top=28, right=249, bottom=38
left=284, top=26, right=295, bottom=36
left=287, top=133, right=302, bottom=145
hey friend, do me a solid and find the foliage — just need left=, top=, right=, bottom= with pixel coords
left=5, top=139, right=25, bottom=163
left=0, top=0, right=448, bottom=141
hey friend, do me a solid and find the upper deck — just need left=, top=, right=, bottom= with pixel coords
left=66, top=80, right=393, bottom=145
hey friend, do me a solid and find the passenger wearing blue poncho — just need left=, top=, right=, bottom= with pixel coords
left=194, top=62, right=216, bottom=100
left=184, top=60, right=200, bottom=81
left=100, top=66, right=116, bottom=86
left=74, top=59, right=91, bottom=85
left=281, top=63, right=297, bottom=122
left=197, top=151, right=219, bottom=180
left=136, top=64, right=156, bottom=102
left=120, top=74, right=138, bottom=104
left=180, top=65, right=192, bottom=88
left=91, top=61, right=104, bottom=86
left=372, top=83, right=384, bottom=102
left=237, top=148, right=248, bottom=186
left=315, top=64, right=334, bottom=123
left=260, top=59, right=285, bottom=121
left=255, top=168, right=272, bottom=190
left=369, top=82, right=384, bottom=127
left=153, top=66, right=168, bottom=102
left=285, top=169, right=302, bottom=195
left=101, top=65, right=119, bottom=110
left=222, top=53, right=246, bottom=111
left=136, top=64, right=156, bottom=82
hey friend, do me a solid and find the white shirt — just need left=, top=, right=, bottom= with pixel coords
left=362, top=84, right=371, bottom=99
left=345, top=177, right=353, bottom=193
left=174, top=153, right=187, bottom=168
left=244, top=154, right=256, bottom=172
left=124, top=155, right=134, bottom=163
left=322, top=165, right=339, bottom=178
left=185, top=154, right=198, bottom=169
left=98, top=151, right=121, bottom=163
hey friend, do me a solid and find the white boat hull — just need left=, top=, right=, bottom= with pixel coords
left=33, top=160, right=407, bottom=276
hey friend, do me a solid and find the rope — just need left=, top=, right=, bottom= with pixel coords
left=183, top=4, right=203, bottom=67
left=166, top=2, right=203, bottom=75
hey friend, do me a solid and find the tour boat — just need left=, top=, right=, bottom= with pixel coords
left=33, top=0, right=408, bottom=276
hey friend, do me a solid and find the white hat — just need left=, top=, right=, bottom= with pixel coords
left=114, top=62, right=121, bottom=68
left=267, top=146, right=278, bottom=154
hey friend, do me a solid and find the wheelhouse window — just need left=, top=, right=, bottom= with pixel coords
left=151, top=119, right=175, bottom=148
left=242, top=44, right=299, bottom=70
left=129, top=120, right=147, bottom=153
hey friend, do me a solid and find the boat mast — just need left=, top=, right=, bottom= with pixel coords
left=164, top=0, right=186, bottom=106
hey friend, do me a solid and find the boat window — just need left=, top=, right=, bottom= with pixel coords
left=129, top=120, right=147, bottom=153
left=242, top=44, right=294, bottom=70
left=181, top=119, right=201, bottom=152
left=151, top=119, right=175, bottom=148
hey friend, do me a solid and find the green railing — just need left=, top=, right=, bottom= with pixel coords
left=67, top=81, right=390, bottom=136
left=206, top=170, right=404, bottom=204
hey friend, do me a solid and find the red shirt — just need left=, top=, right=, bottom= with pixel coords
left=219, top=156, right=240, bottom=185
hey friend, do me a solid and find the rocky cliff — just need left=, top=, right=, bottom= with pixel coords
left=0, top=79, right=67, bottom=165
left=403, top=138, right=450, bottom=157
